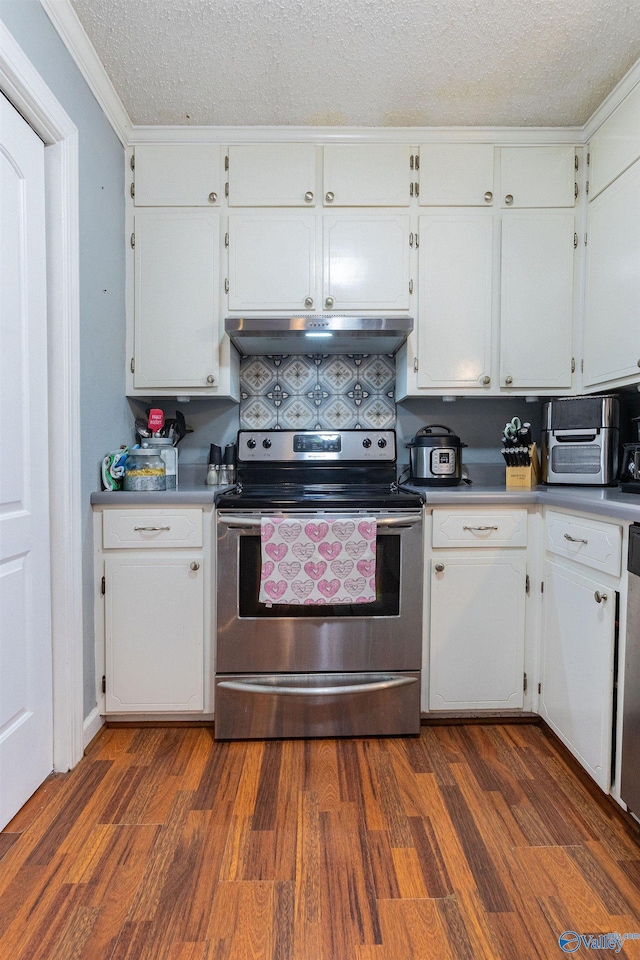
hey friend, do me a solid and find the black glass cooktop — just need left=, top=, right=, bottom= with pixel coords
left=215, top=484, right=423, bottom=510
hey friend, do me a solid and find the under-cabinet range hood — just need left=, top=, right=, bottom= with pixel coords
left=225, top=316, right=413, bottom=356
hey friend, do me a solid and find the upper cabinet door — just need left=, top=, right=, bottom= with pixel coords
left=589, top=83, right=640, bottom=200
left=133, top=144, right=222, bottom=206
left=584, top=159, right=640, bottom=387
left=417, top=213, right=493, bottom=389
left=500, top=146, right=576, bottom=208
left=133, top=210, right=219, bottom=389
left=227, top=214, right=318, bottom=311
left=418, top=144, right=495, bottom=206
left=323, top=144, right=411, bottom=206
left=227, top=144, right=317, bottom=206
left=500, top=211, right=575, bottom=389
left=323, top=215, right=410, bottom=310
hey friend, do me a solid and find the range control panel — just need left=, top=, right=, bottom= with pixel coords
left=237, top=430, right=396, bottom=462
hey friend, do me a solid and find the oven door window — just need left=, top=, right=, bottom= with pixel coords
left=239, top=534, right=400, bottom=617
left=551, top=444, right=602, bottom=474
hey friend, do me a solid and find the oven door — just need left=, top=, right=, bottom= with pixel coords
left=216, top=510, right=424, bottom=673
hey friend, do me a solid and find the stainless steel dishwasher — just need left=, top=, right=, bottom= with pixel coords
left=621, top=523, right=640, bottom=817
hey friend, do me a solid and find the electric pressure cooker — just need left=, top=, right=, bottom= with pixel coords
left=406, top=424, right=466, bottom=486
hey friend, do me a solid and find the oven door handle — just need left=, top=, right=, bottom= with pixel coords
left=217, top=676, right=418, bottom=697
left=217, top=514, right=422, bottom=529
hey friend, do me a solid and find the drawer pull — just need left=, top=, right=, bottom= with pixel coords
left=564, top=533, right=588, bottom=544
left=594, top=591, right=608, bottom=603
left=462, top=525, right=499, bottom=532
left=133, top=526, right=171, bottom=532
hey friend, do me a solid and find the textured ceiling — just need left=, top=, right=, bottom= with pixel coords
left=69, top=0, right=640, bottom=127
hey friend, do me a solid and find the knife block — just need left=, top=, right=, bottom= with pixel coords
left=505, top=443, right=541, bottom=490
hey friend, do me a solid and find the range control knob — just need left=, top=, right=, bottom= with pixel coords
left=262, top=438, right=272, bottom=448
left=362, top=437, right=372, bottom=448
left=378, top=438, right=387, bottom=448
left=246, top=438, right=256, bottom=449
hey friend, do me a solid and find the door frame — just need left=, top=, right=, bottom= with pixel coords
left=1, top=23, right=84, bottom=772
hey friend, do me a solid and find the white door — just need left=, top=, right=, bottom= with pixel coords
left=133, top=144, right=222, bottom=206
left=323, top=215, right=411, bottom=310
left=499, top=146, right=576, bottom=207
left=0, top=94, right=53, bottom=829
left=227, top=144, right=317, bottom=206
left=323, top=144, right=411, bottom=206
left=418, top=144, right=495, bottom=206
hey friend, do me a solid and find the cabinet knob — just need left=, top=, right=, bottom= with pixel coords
left=304, top=296, right=314, bottom=308
left=434, top=562, right=445, bottom=573
left=190, top=562, right=200, bottom=572
left=325, top=191, right=335, bottom=203
left=505, top=375, right=513, bottom=385
left=482, top=375, right=491, bottom=385
left=207, top=375, right=216, bottom=385
left=505, top=194, right=514, bottom=205
left=208, top=192, right=218, bottom=203
left=594, top=591, right=608, bottom=603
left=325, top=296, right=334, bottom=308
left=484, top=191, right=493, bottom=203
left=304, top=191, right=314, bottom=203
left=637, top=359, right=640, bottom=368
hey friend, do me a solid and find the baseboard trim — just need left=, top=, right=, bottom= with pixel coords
left=82, top=707, right=104, bottom=751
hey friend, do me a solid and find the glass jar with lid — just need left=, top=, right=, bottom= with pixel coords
left=123, top=448, right=166, bottom=491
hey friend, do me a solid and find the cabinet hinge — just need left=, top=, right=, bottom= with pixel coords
left=224, top=278, right=229, bottom=294
left=538, top=681, right=542, bottom=695
left=410, top=155, right=414, bottom=170
left=541, top=581, right=544, bottom=594
left=574, top=182, right=579, bottom=201
left=574, top=154, right=579, bottom=172
left=130, top=154, right=135, bottom=170
left=523, top=672, right=528, bottom=693
left=225, top=232, right=229, bottom=248
left=574, top=233, right=578, bottom=249
left=130, top=357, right=135, bottom=373
left=525, top=574, right=530, bottom=594
left=409, top=232, right=414, bottom=247
left=413, top=357, right=419, bottom=373
left=225, top=154, right=229, bottom=171
left=415, top=155, right=420, bottom=170
left=130, top=232, right=135, bottom=248
left=410, top=182, right=414, bottom=197
left=584, top=232, right=588, bottom=246
left=225, top=182, right=229, bottom=199
left=102, top=675, right=106, bottom=694
left=581, top=358, right=584, bottom=372
left=571, top=357, right=576, bottom=373
left=587, top=152, right=590, bottom=166
left=414, top=181, right=419, bottom=197
left=130, top=182, right=135, bottom=199
left=409, top=279, right=414, bottom=295
left=586, top=180, right=589, bottom=196
left=101, top=575, right=106, bottom=595
left=415, top=233, right=419, bottom=247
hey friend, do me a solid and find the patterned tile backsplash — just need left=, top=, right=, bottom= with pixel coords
left=240, top=355, right=396, bottom=430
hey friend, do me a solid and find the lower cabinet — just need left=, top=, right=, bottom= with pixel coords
left=97, top=507, right=208, bottom=714
left=540, top=557, right=617, bottom=792
left=428, top=504, right=529, bottom=713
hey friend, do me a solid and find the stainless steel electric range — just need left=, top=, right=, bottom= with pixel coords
left=214, top=429, right=424, bottom=740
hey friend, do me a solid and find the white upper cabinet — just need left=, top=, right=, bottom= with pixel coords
left=227, top=143, right=317, bottom=206
left=323, top=215, right=411, bottom=310
left=417, top=213, right=494, bottom=389
left=500, top=211, right=575, bottom=389
left=588, top=82, right=640, bottom=200
left=583, top=158, right=640, bottom=387
left=133, top=144, right=222, bottom=206
left=227, top=214, right=317, bottom=311
left=418, top=143, right=495, bottom=206
left=322, top=144, right=411, bottom=206
left=499, top=146, right=576, bottom=207
left=133, top=210, right=219, bottom=389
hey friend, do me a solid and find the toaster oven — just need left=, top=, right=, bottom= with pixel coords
left=541, top=396, right=619, bottom=485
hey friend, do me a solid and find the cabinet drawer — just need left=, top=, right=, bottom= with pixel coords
left=432, top=508, right=527, bottom=548
left=102, top=509, right=203, bottom=548
left=545, top=510, right=622, bottom=577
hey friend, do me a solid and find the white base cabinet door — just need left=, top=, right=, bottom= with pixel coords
left=105, top=554, right=204, bottom=713
left=429, top=553, right=526, bottom=710
left=540, top=559, right=616, bottom=791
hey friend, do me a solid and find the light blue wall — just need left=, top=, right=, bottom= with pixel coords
left=1, top=2, right=128, bottom=718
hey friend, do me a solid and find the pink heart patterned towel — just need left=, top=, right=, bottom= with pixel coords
left=259, top=516, right=377, bottom=607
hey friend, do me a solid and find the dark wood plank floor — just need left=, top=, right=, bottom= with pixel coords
left=1, top=723, right=639, bottom=959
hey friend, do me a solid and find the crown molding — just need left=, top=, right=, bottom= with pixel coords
left=129, top=124, right=584, bottom=145
left=39, top=0, right=131, bottom=145
left=583, top=57, right=640, bottom=141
